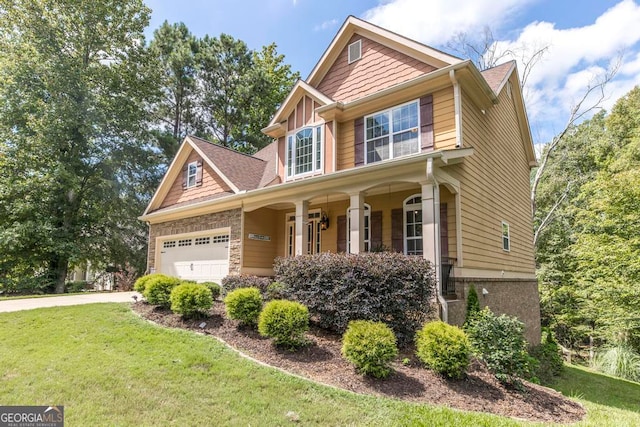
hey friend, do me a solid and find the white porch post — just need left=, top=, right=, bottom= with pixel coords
left=349, top=192, right=364, bottom=254
left=294, top=200, right=309, bottom=256
left=424, top=158, right=446, bottom=321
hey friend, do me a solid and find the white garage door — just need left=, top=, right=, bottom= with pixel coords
left=159, top=234, right=229, bottom=284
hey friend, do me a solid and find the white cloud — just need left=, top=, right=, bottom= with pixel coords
left=362, top=0, right=534, bottom=46
left=314, top=18, right=339, bottom=32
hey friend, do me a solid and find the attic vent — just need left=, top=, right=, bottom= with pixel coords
left=348, top=40, right=362, bottom=64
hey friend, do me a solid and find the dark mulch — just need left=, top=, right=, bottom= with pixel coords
left=131, top=301, right=585, bottom=424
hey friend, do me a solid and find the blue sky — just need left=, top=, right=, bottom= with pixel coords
left=144, top=0, right=640, bottom=145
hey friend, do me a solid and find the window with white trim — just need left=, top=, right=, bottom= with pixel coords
left=502, top=221, right=510, bottom=251
left=212, top=235, right=230, bottom=243
left=346, top=204, right=371, bottom=252
left=194, top=237, right=210, bottom=246
left=285, top=210, right=322, bottom=256
left=287, top=126, right=323, bottom=178
left=365, top=100, right=419, bottom=164
left=404, top=195, right=423, bottom=256
left=186, top=161, right=197, bottom=188
left=163, top=241, right=176, bottom=249
left=178, top=239, right=192, bottom=247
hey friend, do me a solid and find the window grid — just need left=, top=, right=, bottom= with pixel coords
left=212, top=235, right=230, bottom=243
left=163, top=241, right=176, bottom=249
left=295, top=128, right=313, bottom=175
left=404, top=196, right=423, bottom=256
left=287, top=126, right=322, bottom=178
left=178, top=239, right=192, bottom=247
left=186, top=162, right=197, bottom=188
left=365, top=100, right=419, bottom=164
left=195, top=237, right=210, bottom=246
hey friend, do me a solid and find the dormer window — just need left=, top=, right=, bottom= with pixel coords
left=365, top=100, right=419, bottom=164
left=287, top=125, right=323, bottom=178
left=348, top=40, right=362, bottom=63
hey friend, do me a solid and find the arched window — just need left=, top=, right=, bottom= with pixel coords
left=347, top=204, right=371, bottom=252
left=404, top=195, right=422, bottom=255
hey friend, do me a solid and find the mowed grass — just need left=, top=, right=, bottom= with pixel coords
left=0, top=304, right=638, bottom=426
left=0, top=303, right=521, bottom=426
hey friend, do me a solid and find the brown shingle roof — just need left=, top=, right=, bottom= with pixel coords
left=480, top=61, right=515, bottom=93
left=253, top=140, right=280, bottom=187
left=188, top=135, right=267, bottom=191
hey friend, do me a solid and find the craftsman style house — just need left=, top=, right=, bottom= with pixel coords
left=140, top=16, right=540, bottom=342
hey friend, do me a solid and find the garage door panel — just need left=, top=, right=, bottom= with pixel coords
left=158, top=234, right=229, bottom=283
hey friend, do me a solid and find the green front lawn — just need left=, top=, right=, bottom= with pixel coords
left=0, top=303, right=638, bottom=426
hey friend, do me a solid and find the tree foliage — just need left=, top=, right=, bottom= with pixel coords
left=0, top=0, right=160, bottom=293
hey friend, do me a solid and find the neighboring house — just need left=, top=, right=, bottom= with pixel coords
left=140, top=16, right=541, bottom=343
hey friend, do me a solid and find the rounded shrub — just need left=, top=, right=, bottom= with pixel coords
left=341, top=320, right=398, bottom=379
left=201, top=282, right=221, bottom=300
left=415, top=321, right=471, bottom=379
left=143, top=275, right=181, bottom=307
left=170, top=283, right=213, bottom=318
left=224, top=287, right=263, bottom=326
left=258, top=300, right=309, bottom=349
left=134, top=273, right=170, bottom=293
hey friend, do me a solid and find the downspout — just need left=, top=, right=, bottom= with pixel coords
left=426, top=158, right=447, bottom=322
left=449, top=70, right=463, bottom=148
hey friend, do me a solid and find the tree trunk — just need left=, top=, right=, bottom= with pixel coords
left=50, top=256, right=69, bottom=294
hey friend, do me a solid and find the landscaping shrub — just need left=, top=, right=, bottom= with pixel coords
left=465, top=307, right=533, bottom=386
left=223, top=287, right=263, bottom=326
left=169, top=283, right=213, bottom=318
left=143, top=275, right=181, bottom=307
left=258, top=300, right=309, bottom=349
left=464, top=284, right=480, bottom=326
left=591, top=344, right=640, bottom=382
left=341, top=320, right=398, bottom=378
left=529, top=328, right=564, bottom=384
left=221, top=275, right=271, bottom=295
left=265, top=281, right=287, bottom=301
left=66, top=280, right=90, bottom=293
left=134, top=273, right=169, bottom=293
left=274, top=252, right=435, bottom=345
left=201, top=282, right=221, bottom=300
left=415, top=321, right=471, bottom=379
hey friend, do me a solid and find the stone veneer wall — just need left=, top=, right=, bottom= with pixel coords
left=146, top=208, right=242, bottom=276
left=447, top=278, right=541, bottom=345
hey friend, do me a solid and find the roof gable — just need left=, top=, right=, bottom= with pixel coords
left=307, top=16, right=462, bottom=88
left=265, top=80, right=333, bottom=131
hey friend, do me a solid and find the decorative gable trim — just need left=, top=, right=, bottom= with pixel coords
left=264, top=80, right=333, bottom=134
left=307, top=16, right=462, bottom=87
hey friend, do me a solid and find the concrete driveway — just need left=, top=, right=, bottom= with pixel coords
left=0, top=292, right=142, bottom=313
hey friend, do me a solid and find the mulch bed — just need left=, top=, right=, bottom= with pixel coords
left=131, top=301, right=585, bottom=424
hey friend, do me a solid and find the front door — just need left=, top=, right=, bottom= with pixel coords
left=286, top=210, right=322, bottom=256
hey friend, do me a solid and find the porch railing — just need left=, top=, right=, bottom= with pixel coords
left=441, top=257, right=456, bottom=298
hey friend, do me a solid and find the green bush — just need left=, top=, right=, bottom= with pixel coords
left=143, top=275, right=181, bottom=307
left=465, top=307, right=533, bottom=386
left=341, top=320, right=398, bottom=379
left=221, top=275, right=272, bottom=294
left=66, top=280, right=90, bottom=293
left=258, top=300, right=309, bottom=349
left=592, top=344, right=640, bottom=382
left=134, top=273, right=170, bottom=293
left=201, top=282, right=221, bottom=300
left=265, top=281, right=287, bottom=301
left=224, top=287, right=263, bottom=326
left=464, top=285, right=480, bottom=326
left=274, top=252, right=435, bottom=345
left=529, top=328, right=564, bottom=384
left=169, top=283, right=213, bottom=318
left=415, top=321, right=471, bottom=379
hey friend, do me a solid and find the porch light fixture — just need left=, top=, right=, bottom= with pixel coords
left=320, top=212, right=330, bottom=230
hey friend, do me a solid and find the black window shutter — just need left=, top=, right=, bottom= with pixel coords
left=440, top=203, right=449, bottom=258
left=181, top=165, right=188, bottom=189
left=420, top=95, right=434, bottom=151
left=370, top=211, right=382, bottom=250
left=337, top=215, right=347, bottom=253
left=196, top=160, right=203, bottom=186
left=354, top=117, right=364, bottom=166
left=391, top=208, right=404, bottom=253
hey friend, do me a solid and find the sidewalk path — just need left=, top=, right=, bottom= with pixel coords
left=0, top=292, right=141, bottom=313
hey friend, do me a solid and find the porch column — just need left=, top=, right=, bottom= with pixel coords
left=349, top=192, right=364, bottom=254
left=422, top=182, right=441, bottom=295
left=294, top=200, right=309, bottom=256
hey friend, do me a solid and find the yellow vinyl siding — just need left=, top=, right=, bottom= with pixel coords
left=433, top=87, right=457, bottom=150
left=450, top=78, right=534, bottom=274
left=336, top=121, right=355, bottom=171
left=242, top=208, right=279, bottom=269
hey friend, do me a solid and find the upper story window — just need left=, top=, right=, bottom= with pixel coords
left=365, top=100, right=419, bottom=164
left=287, top=125, right=322, bottom=178
left=186, top=161, right=198, bottom=188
